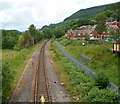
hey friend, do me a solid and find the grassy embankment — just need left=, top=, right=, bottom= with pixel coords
left=2, top=41, right=42, bottom=102
left=58, top=37, right=119, bottom=87
left=49, top=40, right=118, bottom=102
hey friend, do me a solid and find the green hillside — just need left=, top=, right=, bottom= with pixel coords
left=40, top=2, right=119, bottom=38
left=64, top=2, right=119, bottom=21
left=64, top=5, right=106, bottom=21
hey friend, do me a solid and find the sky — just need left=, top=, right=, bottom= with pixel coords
left=0, top=0, right=119, bottom=31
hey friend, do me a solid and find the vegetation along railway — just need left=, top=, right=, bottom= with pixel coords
left=32, top=40, right=52, bottom=103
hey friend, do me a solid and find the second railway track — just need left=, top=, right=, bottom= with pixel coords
left=33, top=40, right=52, bottom=103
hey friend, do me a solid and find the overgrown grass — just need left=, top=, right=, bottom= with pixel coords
left=58, top=38, right=119, bottom=87
left=49, top=40, right=118, bottom=102
left=2, top=42, right=41, bottom=103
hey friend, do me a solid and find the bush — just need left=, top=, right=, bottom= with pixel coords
left=85, top=87, right=118, bottom=102
left=25, top=43, right=30, bottom=48
left=2, top=62, right=15, bottom=103
left=94, top=72, right=109, bottom=89
left=13, top=46, right=21, bottom=51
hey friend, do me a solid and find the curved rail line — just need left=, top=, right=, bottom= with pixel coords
left=33, top=40, right=52, bottom=103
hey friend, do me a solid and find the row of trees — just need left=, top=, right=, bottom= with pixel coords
left=16, top=24, right=44, bottom=49
left=2, top=24, right=47, bottom=50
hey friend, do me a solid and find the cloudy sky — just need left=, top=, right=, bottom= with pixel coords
left=0, top=0, right=119, bottom=31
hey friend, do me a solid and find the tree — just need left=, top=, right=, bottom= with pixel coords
left=17, top=35, right=25, bottom=48
left=95, top=13, right=107, bottom=37
left=17, top=30, right=33, bottom=48
left=43, top=28, right=53, bottom=38
left=23, top=31, right=32, bottom=45
left=16, top=24, right=45, bottom=49
left=28, top=24, right=37, bottom=44
left=102, top=10, right=113, bottom=18
left=2, top=30, right=20, bottom=49
left=36, top=31, right=44, bottom=42
left=53, top=28, right=65, bottom=38
left=109, top=28, right=120, bottom=41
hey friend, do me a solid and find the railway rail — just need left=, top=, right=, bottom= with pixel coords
left=33, top=40, right=52, bottom=103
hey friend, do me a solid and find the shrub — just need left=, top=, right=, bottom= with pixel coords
left=2, top=62, right=15, bottom=103
left=86, top=87, right=118, bottom=102
left=94, top=72, right=109, bottom=89
left=25, top=43, right=30, bottom=49
left=13, top=46, right=21, bottom=51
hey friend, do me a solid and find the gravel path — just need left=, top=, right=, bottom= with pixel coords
left=45, top=41, right=70, bottom=102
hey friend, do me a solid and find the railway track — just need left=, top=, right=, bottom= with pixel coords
left=33, top=40, right=52, bottom=103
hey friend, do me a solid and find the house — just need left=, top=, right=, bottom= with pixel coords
left=108, top=25, right=118, bottom=29
left=107, top=21, right=119, bottom=32
left=106, top=21, right=118, bottom=26
left=65, top=29, right=84, bottom=40
left=65, top=25, right=96, bottom=40
left=101, top=32, right=110, bottom=39
left=90, top=31, right=100, bottom=38
left=65, top=21, right=119, bottom=40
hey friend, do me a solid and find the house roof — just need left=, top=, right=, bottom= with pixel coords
left=107, top=21, right=118, bottom=26
left=102, top=32, right=109, bottom=35
left=108, top=25, right=118, bottom=28
left=90, top=31, right=99, bottom=36
left=68, top=29, right=92, bottom=35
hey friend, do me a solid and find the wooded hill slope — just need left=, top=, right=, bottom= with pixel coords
left=64, top=2, right=119, bottom=21
left=64, top=5, right=107, bottom=21
left=40, top=2, right=119, bottom=38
